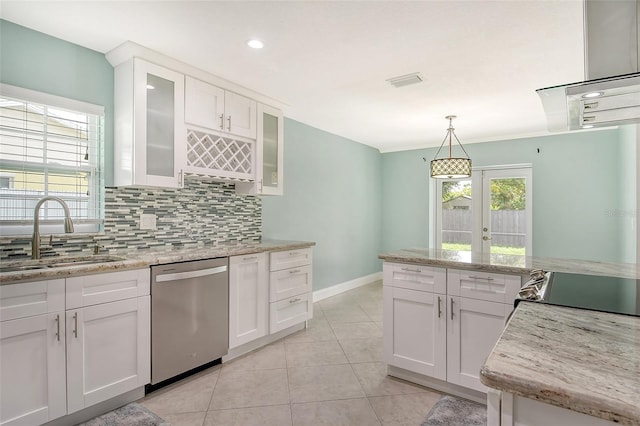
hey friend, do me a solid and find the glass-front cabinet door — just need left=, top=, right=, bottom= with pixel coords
left=236, top=103, right=283, bottom=195
left=133, top=59, right=185, bottom=188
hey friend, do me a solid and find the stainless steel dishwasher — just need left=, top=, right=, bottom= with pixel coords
left=150, top=257, right=228, bottom=385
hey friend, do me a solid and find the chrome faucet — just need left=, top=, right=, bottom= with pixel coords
left=32, top=196, right=74, bottom=260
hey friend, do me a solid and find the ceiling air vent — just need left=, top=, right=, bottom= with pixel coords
left=386, top=72, right=424, bottom=88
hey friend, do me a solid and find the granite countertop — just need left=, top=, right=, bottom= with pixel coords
left=378, top=248, right=640, bottom=279
left=0, top=239, right=315, bottom=285
left=480, top=302, right=640, bottom=425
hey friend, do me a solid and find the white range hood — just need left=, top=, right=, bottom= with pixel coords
left=537, top=0, right=640, bottom=131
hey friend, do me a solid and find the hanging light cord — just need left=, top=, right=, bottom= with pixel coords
left=432, top=116, right=470, bottom=160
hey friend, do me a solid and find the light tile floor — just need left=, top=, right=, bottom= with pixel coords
left=139, top=280, right=443, bottom=425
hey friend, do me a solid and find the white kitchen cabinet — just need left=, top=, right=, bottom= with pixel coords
left=113, top=58, right=186, bottom=188
left=268, top=248, right=313, bottom=333
left=66, top=295, right=150, bottom=413
left=236, top=104, right=284, bottom=196
left=492, top=391, right=619, bottom=426
left=229, top=253, right=268, bottom=348
left=383, top=285, right=446, bottom=379
left=0, top=269, right=151, bottom=425
left=185, top=76, right=256, bottom=139
left=383, top=262, right=520, bottom=395
left=0, top=279, right=66, bottom=426
left=447, top=296, right=509, bottom=392
left=270, top=292, right=313, bottom=333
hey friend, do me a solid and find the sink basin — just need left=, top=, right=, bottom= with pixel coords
left=0, top=264, right=53, bottom=273
left=47, top=255, right=125, bottom=268
left=0, top=255, right=125, bottom=274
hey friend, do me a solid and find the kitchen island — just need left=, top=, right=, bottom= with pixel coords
left=378, top=247, right=640, bottom=279
left=480, top=302, right=640, bottom=426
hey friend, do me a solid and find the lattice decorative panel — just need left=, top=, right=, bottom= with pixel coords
left=186, top=129, right=253, bottom=181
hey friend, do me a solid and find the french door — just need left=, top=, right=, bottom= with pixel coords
left=435, top=166, right=532, bottom=257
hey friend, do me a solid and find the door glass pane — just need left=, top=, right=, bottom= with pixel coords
left=262, top=112, right=278, bottom=188
left=487, top=178, right=526, bottom=255
left=441, top=179, right=472, bottom=252
left=146, top=74, right=174, bottom=177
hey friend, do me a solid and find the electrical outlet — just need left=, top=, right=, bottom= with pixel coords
left=140, top=213, right=157, bottom=230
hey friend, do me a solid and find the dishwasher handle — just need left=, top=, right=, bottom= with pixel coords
left=155, top=265, right=227, bottom=283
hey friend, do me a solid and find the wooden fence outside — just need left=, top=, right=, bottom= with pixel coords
left=442, top=209, right=526, bottom=247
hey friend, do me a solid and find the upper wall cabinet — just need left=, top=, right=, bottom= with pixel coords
left=185, top=76, right=256, bottom=139
left=236, top=104, right=284, bottom=196
left=113, top=58, right=185, bottom=188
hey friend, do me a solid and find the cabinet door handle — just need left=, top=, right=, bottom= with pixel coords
left=450, top=298, right=454, bottom=320
left=258, top=179, right=263, bottom=193
left=401, top=267, right=422, bottom=273
left=227, top=116, right=232, bottom=131
left=219, top=114, right=224, bottom=130
left=468, top=276, right=494, bottom=281
left=55, top=314, right=60, bottom=341
left=289, top=297, right=301, bottom=304
left=289, top=269, right=301, bottom=274
left=73, top=312, right=78, bottom=338
left=178, top=169, right=184, bottom=187
left=437, top=296, right=442, bottom=318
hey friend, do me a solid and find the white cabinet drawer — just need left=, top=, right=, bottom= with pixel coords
left=0, top=279, right=65, bottom=322
left=270, top=265, right=312, bottom=302
left=447, top=269, right=522, bottom=303
left=383, top=262, right=446, bottom=294
left=66, top=268, right=150, bottom=309
left=269, top=292, right=312, bottom=334
left=270, top=248, right=312, bottom=271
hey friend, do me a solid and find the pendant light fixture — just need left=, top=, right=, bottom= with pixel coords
left=430, top=115, right=472, bottom=179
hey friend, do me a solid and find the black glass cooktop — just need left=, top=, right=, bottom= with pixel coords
left=544, top=272, right=639, bottom=316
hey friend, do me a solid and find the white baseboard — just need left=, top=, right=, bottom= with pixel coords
left=312, top=271, right=382, bottom=302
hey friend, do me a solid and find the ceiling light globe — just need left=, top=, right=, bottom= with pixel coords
left=247, top=39, right=264, bottom=49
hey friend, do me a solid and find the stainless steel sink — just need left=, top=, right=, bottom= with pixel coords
left=0, top=255, right=125, bottom=273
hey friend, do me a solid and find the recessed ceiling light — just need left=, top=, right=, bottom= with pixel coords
left=247, top=39, right=264, bottom=49
left=582, top=91, right=603, bottom=98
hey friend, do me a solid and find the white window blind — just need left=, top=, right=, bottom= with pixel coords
left=0, top=85, right=104, bottom=236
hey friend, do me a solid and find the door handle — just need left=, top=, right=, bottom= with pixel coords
left=73, top=312, right=78, bottom=338
left=437, top=296, right=442, bottom=318
left=55, top=314, right=60, bottom=341
left=482, top=236, right=492, bottom=241
left=450, top=298, right=454, bottom=320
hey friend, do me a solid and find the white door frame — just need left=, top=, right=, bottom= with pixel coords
left=432, top=164, right=532, bottom=256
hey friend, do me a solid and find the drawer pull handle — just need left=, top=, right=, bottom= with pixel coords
left=450, top=298, right=454, bottom=320
left=289, top=297, right=301, bottom=304
left=288, top=252, right=300, bottom=256
left=468, top=276, right=494, bottom=281
left=244, top=256, right=258, bottom=261
left=73, top=312, right=78, bottom=338
left=289, top=269, right=301, bottom=274
left=437, top=296, right=442, bottom=318
left=55, top=315, right=60, bottom=341
left=401, top=267, right=422, bottom=273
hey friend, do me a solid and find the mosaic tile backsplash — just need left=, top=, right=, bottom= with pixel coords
left=0, top=177, right=262, bottom=260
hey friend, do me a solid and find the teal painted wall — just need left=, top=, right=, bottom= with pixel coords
left=382, top=128, right=637, bottom=263
left=262, top=119, right=383, bottom=291
left=0, top=20, right=115, bottom=185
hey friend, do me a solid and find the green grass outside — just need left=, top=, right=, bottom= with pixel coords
left=442, top=243, right=525, bottom=256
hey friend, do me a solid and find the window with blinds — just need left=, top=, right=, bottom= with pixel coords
left=0, top=86, right=104, bottom=236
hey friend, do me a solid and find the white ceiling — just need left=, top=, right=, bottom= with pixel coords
left=0, top=1, right=585, bottom=152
